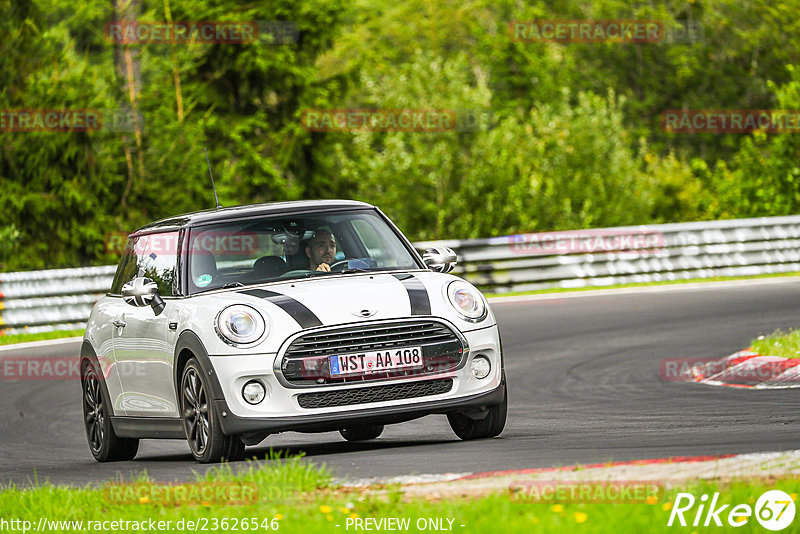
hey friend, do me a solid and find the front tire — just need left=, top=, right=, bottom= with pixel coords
left=81, top=360, right=139, bottom=462
left=339, top=424, right=384, bottom=441
left=180, top=358, right=245, bottom=463
left=447, top=383, right=507, bottom=440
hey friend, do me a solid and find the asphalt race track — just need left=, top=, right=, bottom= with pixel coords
left=2, top=278, right=799, bottom=487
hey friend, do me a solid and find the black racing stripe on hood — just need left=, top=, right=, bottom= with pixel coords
left=239, top=288, right=323, bottom=329
left=392, top=274, right=431, bottom=315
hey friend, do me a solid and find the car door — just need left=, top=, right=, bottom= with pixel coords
left=89, top=296, right=127, bottom=414
left=102, top=236, right=146, bottom=416
left=113, top=231, right=181, bottom=418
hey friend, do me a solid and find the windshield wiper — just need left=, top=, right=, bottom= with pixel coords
left=279, top=271, right=330, bottom=281
left=340, top=268, right=371, bottom=274
left=221, top=282, right=244, bottom=289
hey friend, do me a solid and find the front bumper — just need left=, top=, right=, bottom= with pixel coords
left=208, top=323, right=503, bottom=435
left=214, top=379, right=505, bottom=435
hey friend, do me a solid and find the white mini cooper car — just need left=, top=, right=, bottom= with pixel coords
left=81, top=200, right=506, bottom=463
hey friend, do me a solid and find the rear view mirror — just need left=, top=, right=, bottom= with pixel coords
left=121, top=277, right=166, bottom=315
left=422, top=246, right=458, bottom=273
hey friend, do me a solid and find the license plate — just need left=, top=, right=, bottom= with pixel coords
left=329, top=346, right=423, bottom=376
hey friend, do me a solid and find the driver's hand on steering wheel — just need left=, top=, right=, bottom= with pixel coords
left=315, top=263, right=331, bottom=272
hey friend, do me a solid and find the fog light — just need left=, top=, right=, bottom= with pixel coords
left=471, top=356, right=491, bottom=379
left=242, top=380, right=266, bottom=405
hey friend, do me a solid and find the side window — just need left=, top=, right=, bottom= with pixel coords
left=110, top=232, right=179, bottom=296
left=110, top=236, right=140, bottom=294
left=134, top=232, right=180, bottom=296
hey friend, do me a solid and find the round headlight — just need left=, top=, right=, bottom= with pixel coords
left=216, top=305, right=267, bottom=346
left=446, top=281, right=487, bottom=322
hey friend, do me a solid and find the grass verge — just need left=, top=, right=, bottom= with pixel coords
left=0, top=329, right=85, bottom=346
left=751, top=330, right=800, bottom=359
left=1, top=455, right=797, bottom=533
left=485, top=271, right=800, bottom=299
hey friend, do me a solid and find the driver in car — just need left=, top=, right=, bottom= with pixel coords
left=305, top=229, right=337, bottom=272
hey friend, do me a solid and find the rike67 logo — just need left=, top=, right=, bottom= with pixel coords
left=667, top=490, right=795, bottom=531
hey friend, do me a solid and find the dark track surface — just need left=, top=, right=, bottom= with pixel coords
left=2, top=279, right=799, bottom=487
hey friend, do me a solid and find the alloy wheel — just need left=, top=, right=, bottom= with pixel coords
left=182, top=367, right=210, bottom=455
left=83, top=367, right=105, bottom=454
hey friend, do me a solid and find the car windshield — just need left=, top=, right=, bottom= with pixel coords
left=186, top=209, right=421, bottom=294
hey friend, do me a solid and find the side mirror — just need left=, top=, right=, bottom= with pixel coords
left=122, top=277, right=166, bottom=316
left=422, top=246, right=458, bottom=273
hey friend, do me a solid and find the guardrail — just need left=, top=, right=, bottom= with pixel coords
left=0, top=266, right=117, bottom=335
left=417, top=215, right=800, bottom=293
left=3, top=215, right=800, bottom=335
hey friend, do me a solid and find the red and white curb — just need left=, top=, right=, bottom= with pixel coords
left=340, top=450, right=800, bottom=497
left=689, top=350, right=800, bottom=389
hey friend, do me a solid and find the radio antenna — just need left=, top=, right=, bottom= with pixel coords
left=203, top=147, right=221, bottom=209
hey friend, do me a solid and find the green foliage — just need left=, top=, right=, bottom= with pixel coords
left=0, top=224, right=20, bottom=269
left=0, top=0, right=347, bottom=271
left=449, top=89, right=656, bottom=237
left=710, top=65, right=800, bottom=217
left=2, top=0, right=800, bottom=270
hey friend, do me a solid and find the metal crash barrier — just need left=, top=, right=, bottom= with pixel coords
left=3, top=216, right=800, bottom=335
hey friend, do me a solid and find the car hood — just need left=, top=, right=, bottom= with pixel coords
left=242, top=272, right=419, bottom=324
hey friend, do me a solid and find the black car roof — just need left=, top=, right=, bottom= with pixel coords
left=133, top=200, right=375, bottom=234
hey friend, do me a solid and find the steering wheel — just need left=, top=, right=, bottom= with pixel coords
left=329, top=259, right=353, bottom=272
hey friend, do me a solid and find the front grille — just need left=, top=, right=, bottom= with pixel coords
left=297, top=378, right=453, bottom=409
left=286, top=321, right=457, bottom=356
left=280, top=320, right=466, bottom=386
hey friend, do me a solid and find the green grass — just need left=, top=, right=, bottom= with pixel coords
left=485, top=271, right=800, bottom=299
left=751, top=329, right=800, bottom=359
left=1, top=455, right=797, bottom=533
left=0, top=329, right=84, bottom=346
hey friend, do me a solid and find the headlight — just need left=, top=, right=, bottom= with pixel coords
left=216, top=305, right=267, bottom=346
left=446, top=281, right=487, bottom=322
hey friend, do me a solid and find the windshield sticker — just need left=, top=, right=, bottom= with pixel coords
left=195, top=274, right=212, bottom=287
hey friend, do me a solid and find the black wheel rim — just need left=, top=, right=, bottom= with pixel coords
left=83, top=367, right=104, bottom=454
left=182, top=367, right=209, bottom=455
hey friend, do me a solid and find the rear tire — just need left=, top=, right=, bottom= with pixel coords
left=447, top=383, right=507, bottom=440
left=180, top=358, right=245, bottom=463
left=339, top=424, right=385, bottom=441
left=81, top=360, right=139, bottom=462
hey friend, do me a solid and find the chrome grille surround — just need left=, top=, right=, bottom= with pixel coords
left=275, top=318, right=468, bottom=388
